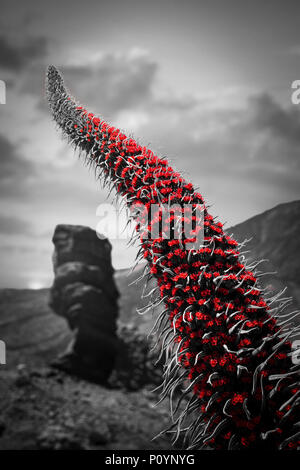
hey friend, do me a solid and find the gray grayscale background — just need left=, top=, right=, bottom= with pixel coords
left=0, top=0, right=299, bottom=287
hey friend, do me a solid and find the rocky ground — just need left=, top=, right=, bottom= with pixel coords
left=0, top=200, right=299, bottom=450
left=0, top=365, right=171, bottom=450
left=0, top=287, right=172, bottom=450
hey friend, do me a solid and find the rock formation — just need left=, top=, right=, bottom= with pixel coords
left=109, top=324, right=163, bottom=391
left=49, top=224, right=119, bottom=383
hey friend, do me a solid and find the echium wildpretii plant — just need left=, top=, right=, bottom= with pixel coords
left=46, top=65, right=300, bottom=450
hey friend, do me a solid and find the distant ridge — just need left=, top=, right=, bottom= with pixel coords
left=0, top=200, right=299, bottom=366
left=229, top=200, right=300, bottom=308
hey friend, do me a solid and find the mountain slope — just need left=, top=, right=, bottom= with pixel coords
left=1, top=200, right=299, bottom=367
left=229, top=200, right=300, bottom=308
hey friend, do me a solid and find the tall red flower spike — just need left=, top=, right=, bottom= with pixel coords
left=46, top=65, right=300, bottom=450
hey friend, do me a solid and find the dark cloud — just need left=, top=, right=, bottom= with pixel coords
left=248, top=93, right=300, bottom=145
left=58, top=51, right=158, bottom=117
left=0, top=214, right=33, bottom=236
left=138, top=90, right=300, bottom=197
left=0, top=134, right=35, bottom=198
left=0, top=35, right=47, bottom=71
left=153, top=94, right=197, bottom=112
left=0, top=134, right=33, bottom=180
left=182, top=92, right=300, bottom=173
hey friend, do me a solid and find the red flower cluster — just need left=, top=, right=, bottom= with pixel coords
left=47, top=65, right=300, bottom=450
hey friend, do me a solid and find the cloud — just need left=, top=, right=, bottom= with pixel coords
left=0, top=134, right=33, bottom=179
left=0, top=35, right=47, bottom=71
left=1, top=44, right=299, bottom=257
left=153, top=92, right=198, bottom=112
left=223, top=93, right=300, bottom=175
left=0, top=134, right=35, bottom=197
left=164, top=91, right=300, bottom=174
left=247, top=93, right=300, bottom=145
left=0, top=214, right=33, bottom=236
left=288, top=44, right=300, bottom=56
left=54, top=49, right=158, bottom=117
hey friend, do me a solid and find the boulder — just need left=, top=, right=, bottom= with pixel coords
left=108, top=324, right=163, bottom=391
left=49, top=224, right=119, bottom=384
left=52, top=224, right=113, bottom=269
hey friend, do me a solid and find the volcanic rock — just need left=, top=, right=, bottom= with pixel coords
left=49, top=225, right=119, bottom=383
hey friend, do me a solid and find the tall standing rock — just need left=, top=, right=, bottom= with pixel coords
left=49, top=224, right=119, bottom=383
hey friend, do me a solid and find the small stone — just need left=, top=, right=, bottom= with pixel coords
left=0, top=421, right=6, bottom=437
left=37, top=424, right=85, bottom=450
left=89, top=427, right=111, bottom=446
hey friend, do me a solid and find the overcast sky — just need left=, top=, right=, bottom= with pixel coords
left=0, top=0, right=300, bottom=288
